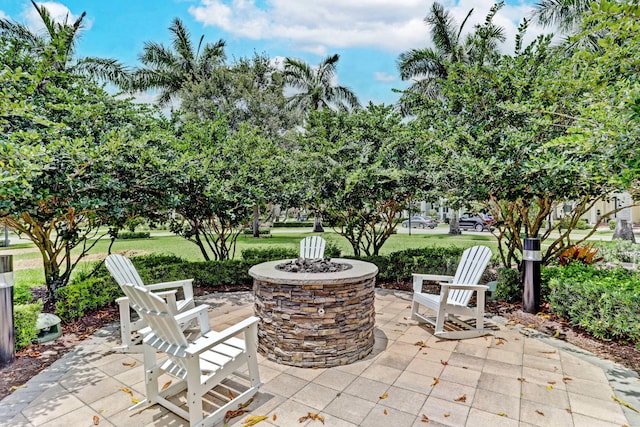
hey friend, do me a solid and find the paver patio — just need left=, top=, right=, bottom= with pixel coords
left=1, top=289, right=638, bottom=426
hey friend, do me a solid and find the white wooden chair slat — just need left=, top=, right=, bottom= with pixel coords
left=106, top=254, right=197, bottom=352
left=119, top=283, right=261, bottom=426
left=411, top=245, right=492, bottom=339
left=300, top=236, right=326, bottom=258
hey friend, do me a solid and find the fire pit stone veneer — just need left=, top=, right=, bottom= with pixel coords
left=249, top=258, right=378, bottom=368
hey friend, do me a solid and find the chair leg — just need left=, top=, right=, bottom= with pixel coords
left=476, top=291, right=486, bottom=330
left=186, top=356, right=204, bottom=426
left=411, top=301, right=421, bottom=322
left=246, top=323, right=261, bottom=387
left=117, top=299, right=132, bottom=350
left=143, top=344, right=160, bottom=404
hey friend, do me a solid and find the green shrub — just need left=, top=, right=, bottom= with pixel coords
left=546, top=263, right=640, bottom=343
left=55, top=277, right=121, bottom=323
left=13, top=282, right=34, bottom=304
left=355, top=246, right=464, bottom=283
left=117, top=231, right=151, bottom=239
left=494, top=267, right=522, bottom=303
left=242, top=247, right=299, bottom=263
left=609, top=219, right=616, bottom=230
left=272, top=221, right=314, bottom=228
left=594, top=240, right=640, bottom=264
left=14, top=301, right=42, bottom=350
left=242, top=228, right=271, bottom=235
left=558, top=217, right=590, bottom=230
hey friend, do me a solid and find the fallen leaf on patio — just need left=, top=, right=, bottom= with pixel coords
left=122, top=361, right=136, bottom=367
left=421, top=414, right=429, bottom=422
left=454, top=394, right=466, bottom=402
left=161, top=381, right=172, bottom=391
left=431, top=378, right=439, bottom=387
left=27, top=352, right=41, bottom=358
left=495, top=338, right=504, bottom=345
left=121, top=387, right=133, bottom=396
left=611, top=395, right=640, bottom=413
left=415, top=340, right=428, bottom=348
left=440, top=360, right=448, bottom=366
left=273, top=414, right=277, bottom=421
left=535, top=409, right=544, bottom=416
left=497, top=412, right=507, bottom=417
left=131, top=397, right=139, bottom=404
left=224, top=409, right=249, bottom=424
left=384, top=409, right=388, bottom=415
left=562, top=377, right=573, bottom=383
left=443, top=413, right=450, bottom=417
left=547, top=385, right=553, bottom=390
left=9, top=385, right=27, bottom=391
left=228, top=389, right=236, bottom=400
left=98, top=409, right=106, bottom=414
left=239, top=398, right=254, bottom=409
left=93, top=415, right=100, bottom=425
left=547, top=381, right=556, bottom=385
left=242, top=415, right=268, bottom=426
left=540, top=350, right=556, bottom=354
left=297, top=412, right=325, bottom=424
left=565, top=408, right=572, bottom=414
left=517, top=378, right=526, bottom=382
left=379, top=393, right=388, bottom=399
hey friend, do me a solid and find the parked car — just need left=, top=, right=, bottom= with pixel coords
left=401, top=216, right=437, bottom=229
left=458, top=213, right=493, bottom=231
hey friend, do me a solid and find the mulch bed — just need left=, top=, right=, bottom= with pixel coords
left=1, top=283, right=638, bottom=403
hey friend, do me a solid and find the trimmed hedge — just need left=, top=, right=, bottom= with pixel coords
left=15, top=301, right=42, bottom=350
left=272, top=221, right=314, bottom=228
left=56, top=246, right=466, bottom=322
left=117, top=231, right=151, bottom=239
left=546, top=263, right=640, bottom=343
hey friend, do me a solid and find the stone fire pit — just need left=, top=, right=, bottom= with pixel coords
left=249, top=258, right=378, bottom=368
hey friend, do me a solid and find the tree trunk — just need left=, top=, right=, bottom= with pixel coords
left=613, top=219, right=636, bottom=243
left=448, top=211, right=461, bottom=235
left=313, top=212, right=324, bottom=232
left=252, top=205, right=260, bottom=238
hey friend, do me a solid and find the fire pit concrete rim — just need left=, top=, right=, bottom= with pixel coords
left=248, top=258, right=378, bottom=285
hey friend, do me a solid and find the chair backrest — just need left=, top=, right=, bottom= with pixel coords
left=300, top=236, right=326, bottom=258
left=105, top=254, right=145, bottom=288
left=449, top=246, right=492, bottom=306
left=120, top=283, right=190, bottom=360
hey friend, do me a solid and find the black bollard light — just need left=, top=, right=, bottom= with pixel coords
left=522, top=238, right=541, bottom=314
left=0, top=255, right=14, bottom=366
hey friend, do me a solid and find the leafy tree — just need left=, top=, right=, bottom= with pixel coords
left=413, top=9, right=637, bottom=269
left=0, top=36, right=174, bottom=301
left=130, top=18, right=226, bottom=105
left=181, top=52, right=300, bottom=139
left=300, top=104, right=424, bottom=256
left=169, top=117, right=290, bottom=260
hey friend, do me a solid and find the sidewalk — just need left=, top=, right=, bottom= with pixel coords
left=1, top=289, right=638, bottom=426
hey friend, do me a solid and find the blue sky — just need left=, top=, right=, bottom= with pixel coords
left=0, top=0, right=546, bottom=106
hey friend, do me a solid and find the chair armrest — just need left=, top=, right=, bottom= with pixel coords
left=412, top=274, right=454, bottom=293
left=186, top=316, right=259, bottom=356
left=146, top=279, right=194, bottom=291
left=440, top=284, right=489, bottom=291
left=174, top=304, right=211, bottom=334
left=146, top=279, right=194, bottom=301
left=412, top=274, right=454, bottom=282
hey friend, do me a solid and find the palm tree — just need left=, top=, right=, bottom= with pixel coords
left=283, top=53, right=360, bottom=232
left=0, top=0, right=129, bottom=84
left=130, top=18, right=226, bottom=105
left=531, top=0, right=601, bottom=53
left=283, top=53, right=360, bottom=114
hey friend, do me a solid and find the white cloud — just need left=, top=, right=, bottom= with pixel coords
left=188, top=0, right=541, bottom=55
left=0, top=10, right=7, bottom=20
left=21, top=2, right=93, bottom=35
left=374, top=71, right=396, bottom=82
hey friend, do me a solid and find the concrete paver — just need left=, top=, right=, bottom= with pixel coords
left=1, top=289, right=638, bottom=427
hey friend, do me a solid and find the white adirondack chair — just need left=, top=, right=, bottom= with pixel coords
left=300, top=236, right=326, bottom=258
left=105, top=254, right=197, bottom=352
left=120, top=283, right=261, bottom=427
left=411, top=245, right=493, bottom=339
